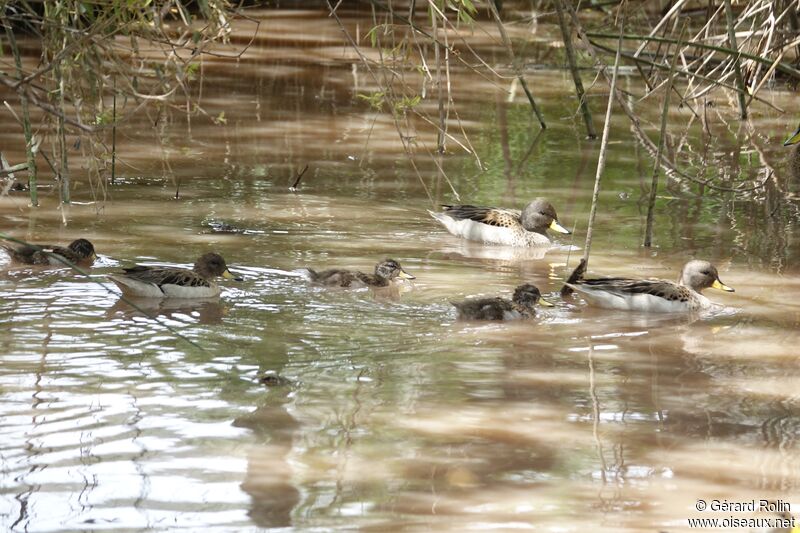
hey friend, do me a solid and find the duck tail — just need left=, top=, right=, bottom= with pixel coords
left=305, top=268, right=319, bottom=281
left=561, top=258, right=587, bottom=297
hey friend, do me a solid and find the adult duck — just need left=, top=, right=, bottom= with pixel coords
left=562, top=259, right=735, bottom=312
left=109, top=252, right=242, bottom=298
left=429, top=198, right=570, bottom=247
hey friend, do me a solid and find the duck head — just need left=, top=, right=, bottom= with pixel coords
left=195, top=252, right=243, bottom=281
left=783, top=123, right=800, bottom=146
left=679, top=260, right=734, bottom=293
left=375, top=259, right=415, bottom=281
left=69, top=238, right=97, bottom=260
left=512, top=283, right=554, bottom=308
left=520, top=198, right=571, bottom=235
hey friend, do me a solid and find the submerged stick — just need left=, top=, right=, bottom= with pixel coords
left=583, top=21, right=623, bottom=266
left=554, top=0, right=596, bottom=139
left=644, top=27, right=684, bottom=248
left=290, top=164, right=309, bottom=190
left=3, top=20, right=38, bottom=207
left=723, top=0, right=748, bottom=119
left=487, top=1, right=546, bottom=130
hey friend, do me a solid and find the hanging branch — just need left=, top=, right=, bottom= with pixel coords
left=723, top=0, right=749, bottom=119
left=554, top=0, right=596, bottom=139
left=487, top=0, right=546, bottom=130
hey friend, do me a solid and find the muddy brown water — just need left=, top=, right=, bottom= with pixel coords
left=1, top=6, right=800, bottom=532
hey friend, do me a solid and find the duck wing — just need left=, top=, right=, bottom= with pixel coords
left=122, top=266, right=211, bottom=288
left=452, top=297, right=513, bottom=320
left=48, top=245, right=83, bottom=264
left=579, top=278, right=684, bottom=299
left=441, top=205, right=521, bottom=228
left=309, top=268, right=360, bottom=287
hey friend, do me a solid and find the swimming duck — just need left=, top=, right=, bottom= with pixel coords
left=108, top=252, right=242, bottom=298
left=452, top=283, right=553, bottom=320
left=307, top=258, right=415, bottom=288
left=1, top=238, right=96, bottom=266
left=785, top=123, right=800, bottom=181
left=428, top=198, right=571, bottom=247
left=561, top=258, right=735, bottom=312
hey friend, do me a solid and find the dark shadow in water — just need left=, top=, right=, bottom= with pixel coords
left=233, top=380, right=300, bottom=528
left=105, top=296, right=228, bottom=325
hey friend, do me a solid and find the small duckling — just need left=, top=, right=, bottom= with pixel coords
left=306, top=258, right=415, bottom=288
left=1, top=238, right=96, bottom=266
left=451, top=283, right=553, bottom=320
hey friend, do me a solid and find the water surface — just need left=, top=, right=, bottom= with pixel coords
left=2, top=5, right=800, bottom=532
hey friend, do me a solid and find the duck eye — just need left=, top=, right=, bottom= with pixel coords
left=701, top=270, right=710, bottom=276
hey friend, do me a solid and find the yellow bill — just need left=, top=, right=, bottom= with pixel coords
left=223, top=269, right=243, bottom=281
left=711, top=279, right=735, bottom=292
left=784, top=126, right=800, bottom=146
left=538, top=296, right=555, bottom=307
left=549, top=219, right=571, bottom=234
left=398, top=269, right=416, bottom=280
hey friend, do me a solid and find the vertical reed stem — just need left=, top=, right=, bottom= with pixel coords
left=4, top=20, right=38, bottom=207
left=488, top=1, right=546, bottom=130
left=111, top=76, right=117, bottom=185
left=554, top=0, right=596, bottom=139
left=644, top=27, right=684, bottom=247
left=583, top=22, right=623, bottom=266
left=723, top=0, right=748, bottom=119
left=433, top=9, right=445, bottom=153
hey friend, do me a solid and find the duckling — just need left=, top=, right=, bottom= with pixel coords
left=1, top=238, right=96, bottom=266
left=429, top=198, right=571, bottom=247
left=562, top=258, right=735, bottom=312
left=108, top=252, right=242, bottom=298
left=784, top=123, right=800, bottom=181
left=306, top=258, right=415, bottom=288
left=452, top=283, right=554, bottom=320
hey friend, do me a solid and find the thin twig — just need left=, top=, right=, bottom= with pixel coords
left=583, top=19, right=623, bottom=266
left=723, top=0, right=748, bottom=118
left=487, top=0, right=546, bottom=129
left=554, top=0, right=596, bottom=139
left=644, top=26, right=685, bottom=248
